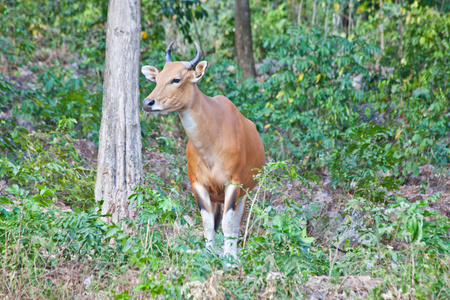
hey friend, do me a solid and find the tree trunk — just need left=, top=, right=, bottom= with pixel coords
left=290, top=0, right=296, bottom=24
left=298, top=0, right=304, bottom=24
left=348, top=0, right=353, bottom=37
left=95, top=0, right=142, bottom=230
left=312, top=0, right=317, bottom=26
left=325, top=0, right=330, bottom=35
left=380, top=0, right=385, bottom=53
left=234, top=0, right=256, bottom=79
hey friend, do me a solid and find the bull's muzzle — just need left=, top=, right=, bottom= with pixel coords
left=142, top=98, right=156, bottom=112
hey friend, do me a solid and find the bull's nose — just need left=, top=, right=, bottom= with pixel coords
left=142, top=98, right=155, bottom=109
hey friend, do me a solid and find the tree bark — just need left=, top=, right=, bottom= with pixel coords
left=325, top=0, right=330, bottom=35
left=348, top=0, right=353, bottom=37
left=298, top=0, right=304, bottom=24
left=95, top=0, right=142, bottom=229
left=234, top=0, right=256, bottom=79
left=312, top=0, right=317, bottom=26
left=380, top=0, right=385, bottom=53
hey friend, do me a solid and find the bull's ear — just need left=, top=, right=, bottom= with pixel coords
left=141, top=66, right=158, bottom=83
left=192, top=61, right=207, bottom=83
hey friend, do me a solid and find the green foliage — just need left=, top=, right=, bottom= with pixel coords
left=0, top=0, right=108, bottom=70
left=0, top=118, right=95, bottom=208
left=242, top=161, right=325, bottom=277
left=159, top=0, right=207, bottom=43
left=19, top=66, right=102, bottom=140
left=1, top=0, right=450, bottom=298
left=204, top=25, right=382, bottom=165
left=340, top=195, right=450, bottom=298
left=133, top=162, right=327, bottom=299
left=0, top=182, right=127, bottom=297
left=251, top=1, right=290, bottom=61
left=330, top=124, right=402, bottom=202
left=401, top=5, right=450, bottom=88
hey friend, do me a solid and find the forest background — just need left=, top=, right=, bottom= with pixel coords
left=1, top=0, right=449, bottom=298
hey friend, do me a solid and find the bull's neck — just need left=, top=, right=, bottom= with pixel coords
left=178, top=86, right=218, bottom=155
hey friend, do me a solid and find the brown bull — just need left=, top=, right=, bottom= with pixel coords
left=141, top=42, right=265, bottom=258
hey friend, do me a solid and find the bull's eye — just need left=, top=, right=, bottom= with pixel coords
left=171, top=78, right=181, bottom=84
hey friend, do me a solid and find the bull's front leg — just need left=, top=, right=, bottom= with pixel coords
left=193, top=183, right=216, bottom=248
left=222, top=184, right=244, bottom=258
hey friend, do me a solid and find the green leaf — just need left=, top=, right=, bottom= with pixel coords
left=412, top=87, right=430, bottom=99
left=252, top=236, right=266, bottom=243
left=105, top=227, right=121, bottom=239
left=0, top=196, right=13, bottom=205
left=405, top=162, right=412, bottom=171
left=123, top=239, right=132, bottom=253
left=412, top=163, right=419, bottom=177
left=117, top=233, right=128, bottom=240
left=272, top=215, right=283, bottom=229
left=301, top=236, right=315, bottom=244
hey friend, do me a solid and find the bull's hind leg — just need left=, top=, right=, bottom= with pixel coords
left=222, top=184, right=241, bottom=258
left=214, top=202, right=222, bottom=232
left=233, top=194, right=247, bottom=237
left=193, top=183, right=215, bottom=249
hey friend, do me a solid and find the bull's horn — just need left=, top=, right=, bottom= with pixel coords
left=165, top=41, right=174, bottom=63
left=187, top=42, right=201, bottom=69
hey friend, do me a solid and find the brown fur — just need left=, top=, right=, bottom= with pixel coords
left=143, top=60, right=265, bottom=235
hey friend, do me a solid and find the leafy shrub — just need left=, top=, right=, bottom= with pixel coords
left=401, top=5, right=450, bottom=88
left=340, top=194, right=450, bottom=298
left=0, top=118, right=95, bottom=208
left=329, top=123, right=402, bottom=202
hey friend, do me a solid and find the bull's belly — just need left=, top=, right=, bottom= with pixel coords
left=193, top=173, right=226, bottom=202
left=187, top=145, right=261, bottom=202
left=189, top=169, right=257, bottom=203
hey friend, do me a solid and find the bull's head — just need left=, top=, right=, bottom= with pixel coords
left=141, top=42, right=208, bottom=114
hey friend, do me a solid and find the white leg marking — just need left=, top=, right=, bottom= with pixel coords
left=193, top=183, right=215, bottom=249
left=200, top=209, right=215, bottom=248
left=222, top=185, right=239, bottom=258
left=222, top=209, right=236, bottom=257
